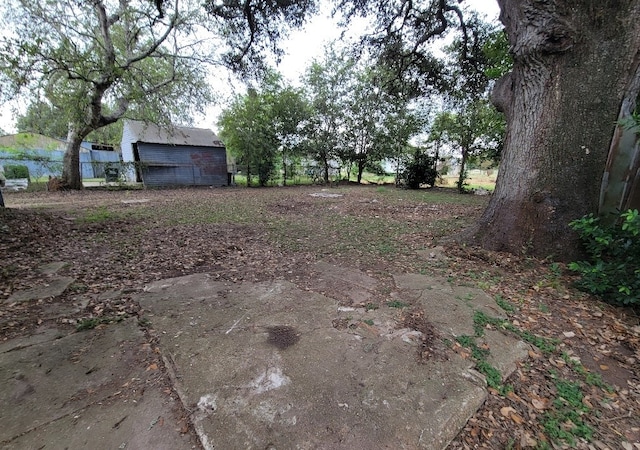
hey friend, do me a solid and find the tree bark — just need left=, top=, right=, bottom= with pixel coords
left=469, top=0, right=640, bottom=260
left=62, top=125, right=85, bottom=189
left=457, top=146, right=469, bottom=193
left=357, top=159, right=365, bottom=184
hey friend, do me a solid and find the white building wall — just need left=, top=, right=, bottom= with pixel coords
left=120, top=120, right=137, bottom=182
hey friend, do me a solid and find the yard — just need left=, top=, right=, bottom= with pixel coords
left=0, top=185, right=638, bottom=449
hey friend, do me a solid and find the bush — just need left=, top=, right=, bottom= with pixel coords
left=569, top=209, right=640, bottom=306
left=401, top=152, right=437, bottom=189
left=4, top=164, right=29, bottom=179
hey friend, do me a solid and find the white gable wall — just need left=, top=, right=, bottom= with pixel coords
left=120, top=120, right=138, bottom=182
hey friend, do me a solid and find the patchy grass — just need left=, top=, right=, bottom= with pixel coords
left=81, top=206, right=115, bottom=223
left=386, top=300, right=408, bottom=308
left=495, top=295, right=517, bottom=313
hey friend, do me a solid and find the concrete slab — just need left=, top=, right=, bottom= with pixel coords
left=0, top=327, right=66, bottom=354
left=0, top=264, right=530, bottom=450
left=307, top=261, right=379, bottom=304
left=393, top=273, right=530, bottom=380
left=0, top=320, right=194, bottom=449
left=138, top=275, right=491, bottom=449
left=6, top=388, right=194, bottom=450
left=37, top=261, right=70, bottom=276
left=393, top=274, right=506, bottom=338
left=6, top=276, right=76, bottom=303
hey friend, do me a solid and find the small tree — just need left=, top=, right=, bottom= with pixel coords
left=219, top=72, right=307, bottom=187
left=430, top=101, right=504, bottom=193
left=401, top=149, right=437, bottom=189
left=301, top=49, right=354, bottom=184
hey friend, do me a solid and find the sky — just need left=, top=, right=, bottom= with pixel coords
left=278, top=0, right=500, bottom=82
left=0, top=0, right=500, bottom=135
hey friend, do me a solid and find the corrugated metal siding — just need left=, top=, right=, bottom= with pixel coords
left=82, top=150, right=120, bottom=178
left=137, top=143, right=228, bottom=187
left=79, top=152, right=95, bottom=178
left=0, top=149, right=63, bottom=178
left=599, top=105, right=640, bottom=222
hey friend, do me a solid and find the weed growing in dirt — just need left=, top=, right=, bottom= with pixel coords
left=68, top=282, right=88, bottom=293
left=455, top=334, right=512, bottom=395
left=471, top=311, right=607, bottom=447
left=494, top=295, right=516, bottom=313
left=76, top=316, right=124, bottom=331
left=542, top=372, right=594, bottom=446
left=538, top=303, right=550, bottom=313
left=560, top=352, right=614, bottom=392
left=386, top=300, right=408, bottom=308
left=472, top=311, right=558, bottom=354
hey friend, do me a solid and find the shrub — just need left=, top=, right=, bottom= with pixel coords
left=4, top=164, right=29, bottom=179
left=401, top=151, right=437, bottom=189
left=569, top=209, right=640, bottom=306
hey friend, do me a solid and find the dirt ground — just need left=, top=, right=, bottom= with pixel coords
left=1, top=185, right=638, bottom=449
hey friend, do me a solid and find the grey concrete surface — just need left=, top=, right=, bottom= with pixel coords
left=0, top=319, right=196, bottom=450
left=137, top=270, right=529, bottom=450
left=1, top=262, right=529, bottom=450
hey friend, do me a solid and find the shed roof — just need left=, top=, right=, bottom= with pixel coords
left=124, top=120, right=224, bottom=147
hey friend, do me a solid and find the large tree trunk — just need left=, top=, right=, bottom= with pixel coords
left=62, top=125, right=85, bottom=190
left=469, top=0, right=640, bottom=260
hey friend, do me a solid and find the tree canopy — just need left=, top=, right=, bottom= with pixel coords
left=218, top=71, right=309, bottom=186
left=16, top=100, right=123, bottom=145
left=0, top=0, right=214, bottom=188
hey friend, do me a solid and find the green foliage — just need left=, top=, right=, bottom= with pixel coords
left=16, top=100, right=124, bottom=144
left=16, top=100, right=68, bottom=139
left=4, top=164, right=29, bottom=179
left=301, top=49, right=355, bottom=184
left=482, top=29, right=513, bottom=80
left=569, top=209, right=640, bottom=306
left=76, top=315, right=123, bottom=331
left=203, top=0, right=317, bottom=76
left=560, top=352, right=614, bottom=392
left=401, top=151, right=437, bottom=189
left=0, top=0, right=213, bottom=187
left=429, top=101, right=505, bottom=193
left=341, top=65, right=425, bottom=184
left=219, top=70, right=308, bottom=187
left=386, top=300, right=408, bottom=308
left=473, top=310, right=558, bottom=354
left=494, top=295, right=516, bottom=313
left=81, top=206, right=115, bottom=223
left=455, top=334, right=511, bottom=395
left=542, top=374, right=594, bottom=446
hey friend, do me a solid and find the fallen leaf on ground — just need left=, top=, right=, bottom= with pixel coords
left=531, top=398, right=548, bottom=410
left=500, top=406, right=516, bottom=417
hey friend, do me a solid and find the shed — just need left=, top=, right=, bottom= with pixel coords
left=120, top=120, right=228, bottom=187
